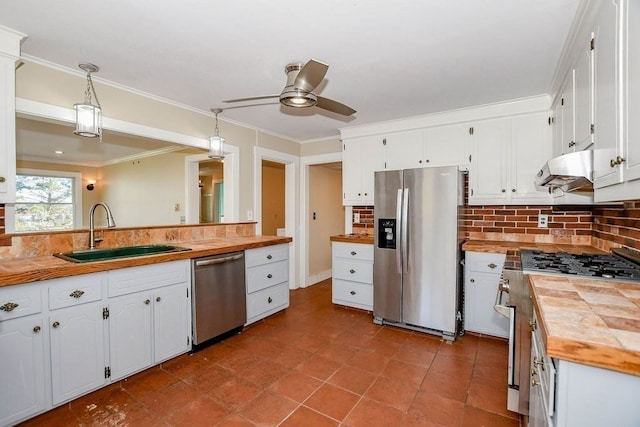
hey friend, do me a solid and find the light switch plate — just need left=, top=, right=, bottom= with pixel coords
left=538, top=214, right=548, bottom=228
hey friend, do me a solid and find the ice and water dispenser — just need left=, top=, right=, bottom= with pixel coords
left=377, top=218, right=396, bottom=249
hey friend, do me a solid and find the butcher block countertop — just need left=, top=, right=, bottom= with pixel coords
left=330, top=234, right=374, bottom=245
left=0, top=236, right=292, bottom=288
left=461, top=239, right=608, bottom=254
left=529, top=274, right=640, bottom=376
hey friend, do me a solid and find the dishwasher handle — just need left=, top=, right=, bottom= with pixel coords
left=195, top=253, right=243, bottom=267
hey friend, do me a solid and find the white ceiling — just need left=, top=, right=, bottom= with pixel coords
left=2, top=0, right=579, bottom=143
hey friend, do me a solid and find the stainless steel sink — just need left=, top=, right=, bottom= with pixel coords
left=54, top=245, right=191, bottom=263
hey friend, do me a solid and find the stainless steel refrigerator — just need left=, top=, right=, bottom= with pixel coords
left=373, top=166, right=464, bottom=341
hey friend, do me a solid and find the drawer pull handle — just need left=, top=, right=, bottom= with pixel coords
left=349, top=269, right=356, bottom=274
left=531, top=379, right=540, bottom=387
left=69, top=290, right=85, bottom=299
left=470, top=279, right=475, bottom=283
left=267, top=273, right=273, bottom=279
left=156, top=297, right=161, bottom=302
left=266, top=254, right=273, bottom=260
left=52, top=321, right=60, bottom=328
left=145, top=299, right=151, bottom=305
left=533, top=356, right=545, bottom=371
left=0, top=302, right=19, bottom=312
left=488, top=263, right=497, bottom=269
left=350, top=291, right=356, bottom=295
left=529, top=318, right=537, bottom=331
left=33, top=326, right=41, bottom=333
left=350, top=251, right=357, bottom=256
left=268, top=296, right=273, bottom=304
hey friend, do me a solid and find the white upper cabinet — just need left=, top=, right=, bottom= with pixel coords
left=561, top=71, right=576, bottom=153
left=384, top=129, right=425, bottom=170
left=425, top=124, right=472, bottom=168
left=342, top=136, right=385, bottom=205
left=468, top=119, right=509, bottom=202
left=574, top=36, right=595, bottom=151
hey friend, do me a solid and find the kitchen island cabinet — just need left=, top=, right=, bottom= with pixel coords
left=331, top=241, right=373, bottom=311
left=0, top=283, right=46, bottom=426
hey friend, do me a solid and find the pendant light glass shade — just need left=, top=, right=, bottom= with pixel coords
left=74, top=102, right=102, bottom=138
left=73, top=63, right=103, bottom=140
left=208, top=108, right=226, bottom=159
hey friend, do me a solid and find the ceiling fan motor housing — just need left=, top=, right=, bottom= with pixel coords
left=280, top=63, right=317, bottom=108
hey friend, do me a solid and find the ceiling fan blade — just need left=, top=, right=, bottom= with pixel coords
left=223, top=95, right=279, bottom=103
left=316, top=96, right=356, bottom=116
left=294, top=59, right=328, bottom=92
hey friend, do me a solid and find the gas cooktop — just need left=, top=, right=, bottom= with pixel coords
left=520, top=248, right=640, bottom=282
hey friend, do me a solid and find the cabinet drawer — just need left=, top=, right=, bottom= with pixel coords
left=108, top=260, right=189, bottom=297
left=245, top=244, right=288, bottom=268
left=332, top=279, right=373, bottom=309
left=246, top=282, right=289, bottom=320
left=333, top=258, right=373, bottom=284
left=332, top=242, right=373, bottom=261
left=0, top=283, right=42, bottom=321
left=48, top=274, right=105, bottom=310
left=465, top=252, right=505, bottom=273
left=246, top=260, right=288, bottom=293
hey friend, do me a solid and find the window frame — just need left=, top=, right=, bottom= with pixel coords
left=8, top=168, right=83, bottom=233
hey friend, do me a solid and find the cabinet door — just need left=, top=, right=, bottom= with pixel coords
left=425, top=123, right=471, bottom=167
left=468, top=119, right=509, bottom=203
left=464, top=271, right=509, bottom=338
left=622, top=0, right=640, bottom=183
left=153, top=283, right=190, bottom=363
left=384, top=129, right=425, bottom=170
left=342, top=138, right=364, bottom=204
left=551, top=98, right=564, bottom=156
left=50, top=301, right=106, bottom=405
left=574, top=38, right=594, bottom=151
left=561, top=71, right=576, bottom=153
left=0, top=315, right=47, bottom=426
left=360, top=138, right=386, bottom=204
left=510, top=112, right=553, bottom=203
left=593, top=0, right=622, bottom=188
left=0, top=55, right=17, bottom=203
left=109, top=293, right=153, bottom=381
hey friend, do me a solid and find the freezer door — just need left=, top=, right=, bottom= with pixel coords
left=402, top=166, right=459, bottom=333
left=373, top=169, right=403, bottom=323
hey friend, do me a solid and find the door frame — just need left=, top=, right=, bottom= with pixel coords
left=254, top=147, right=298, bottom=288
left=300, top=152, right=343, bottom=287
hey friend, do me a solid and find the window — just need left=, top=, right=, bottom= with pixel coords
left=14, top=170, right=82, bottom=232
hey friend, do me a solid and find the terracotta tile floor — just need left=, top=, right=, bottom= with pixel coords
left=20, top=279, right=522, bottom=426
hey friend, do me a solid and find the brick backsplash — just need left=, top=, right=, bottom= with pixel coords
left=592, top=201, right=640, bottom=251
left=353, top=206, right=374, bottom=234
left=0, top=203, right=7, bottom=246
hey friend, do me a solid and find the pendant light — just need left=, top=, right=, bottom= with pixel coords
left=73, top=63, right=102, bottom=141
left=207, top=108, right=225, bottom=159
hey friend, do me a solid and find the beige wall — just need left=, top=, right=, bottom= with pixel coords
left=261, top=161, right=285, bottom=236
left=300, top=138, right=342, bottom=157
left=308, top=164, right=344, bottom=279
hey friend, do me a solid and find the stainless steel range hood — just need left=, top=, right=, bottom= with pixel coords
left=535, top=150, right=593, bottom=192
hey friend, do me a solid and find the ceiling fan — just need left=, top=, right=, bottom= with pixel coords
left=223, top=59, right=356, bottom=116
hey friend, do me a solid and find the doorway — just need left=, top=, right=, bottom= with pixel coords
left=261, top=160, right=285, bottom=236
left=199, top=159, right=224, bottom=223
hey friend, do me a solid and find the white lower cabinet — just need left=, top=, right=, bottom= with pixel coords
left=245, top=244, right=290, bottom=325
left=0, top=259, right=191, bottom=425
left=0, top=312, right=47, bottom=426
left=463, top=251, right=509, bottom=338
left=331, top=242, right=374, bottom=311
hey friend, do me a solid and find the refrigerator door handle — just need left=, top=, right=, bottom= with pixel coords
left=396, top=188, right=403, bottom=274
left=401, top=187, right=409, bottom=274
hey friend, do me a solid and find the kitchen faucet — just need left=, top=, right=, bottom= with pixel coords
left=89, top=202, right=116, bottom=249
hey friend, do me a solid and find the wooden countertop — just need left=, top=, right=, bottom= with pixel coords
left=529, top=274, right=640, bottom=376
left=330, top=234, right=374, bottom=245
left=462, top=239, right=608, bottom=255
left=0, top=236, right=292, bottom=288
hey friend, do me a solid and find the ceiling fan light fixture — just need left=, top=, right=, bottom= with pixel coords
left=279, top=87, right=317, bottom=108
left=207, top=108, right=226, bottom=159
left=73, top=63, right=103, bottom=141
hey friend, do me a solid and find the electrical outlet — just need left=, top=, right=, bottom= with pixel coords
left=354, top=212, right=360, bottom=223
left=538, top=214, right=549, bottom=228
left=247, top=210, right=253, bottom=220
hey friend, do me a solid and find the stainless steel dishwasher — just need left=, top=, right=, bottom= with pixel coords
left=191, top=251, right=246, bottom=349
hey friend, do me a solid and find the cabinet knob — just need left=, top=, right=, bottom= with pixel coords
left=425, top=159, right=430, bottom=163
left=267, top=273, right=273, bottom=279
left=52, top=321, right=60, bottom=328
left=470, top=278, right=475, bottom=283
left=33, top=326, right=41, bottom=333
left=511, top=188, right=516, bottom=193
left=349, top=269, right=356, bottom=274
left=531, top=378, right=540, bottom=387
left=266, top=254, right=273, bottom=260
left=350, top=251, right=357, bottom=256
left=610, top=156, right=626, bottom=168
left=350, top=290, right=356, bottom=295
left=568, top=141, right=576, bottom=147
left=267, top=296, right=273, bottom=304
left=156, top=297, right=161, bottom=302
left=488, top=263, right=497, bottom=269
left=364, top=192, right=368, bottom=196
left=501, top=189, right=506, bottom=193
left=358, top=193, right=361, bottom=196
left=0, top=302, right=19, bottom=312
left=69, top=290, right=85, bottom=299
left=145, top=299, right=151, bottom=305
left=0, top=176, right=5, bottom=183
left=419, top=160, right=423, bottom=163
